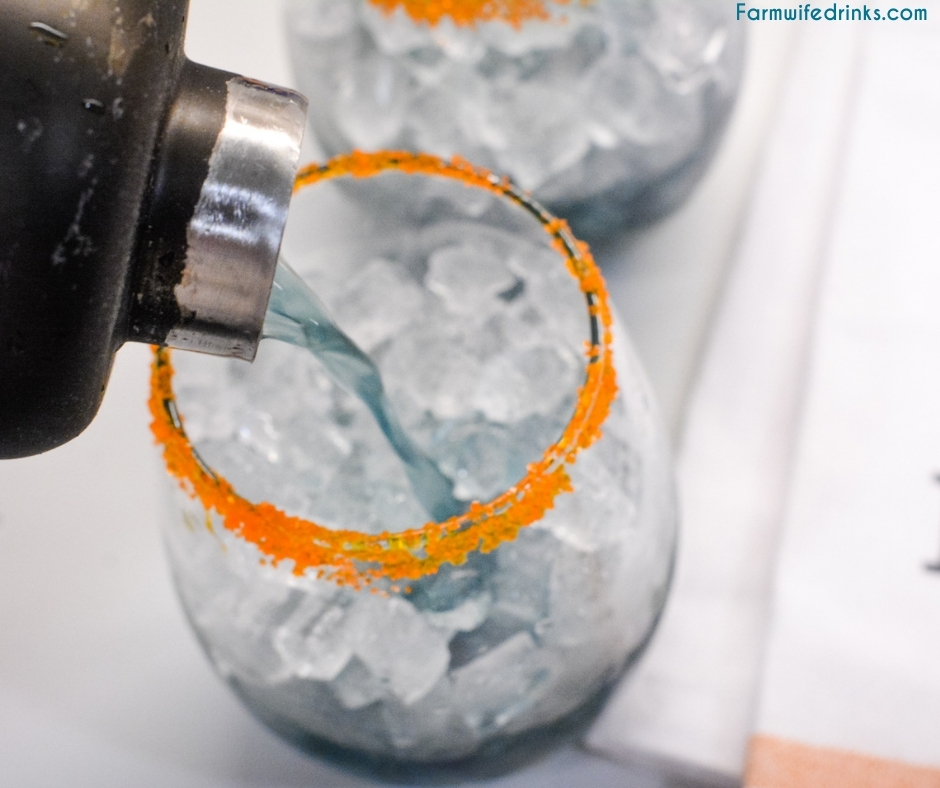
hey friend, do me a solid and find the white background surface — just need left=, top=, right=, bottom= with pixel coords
left=3, top=2, right=935, bottom=786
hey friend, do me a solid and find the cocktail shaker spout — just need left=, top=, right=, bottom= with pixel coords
left=0, top=0, right=307, bottom=458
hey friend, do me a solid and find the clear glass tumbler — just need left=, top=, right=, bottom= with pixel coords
left=286, top=0, right=745, bottom=240
left=152, top=151, right=677, bottom=782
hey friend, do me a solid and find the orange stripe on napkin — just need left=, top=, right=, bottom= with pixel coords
left=746, top=735, right=940, bottom=788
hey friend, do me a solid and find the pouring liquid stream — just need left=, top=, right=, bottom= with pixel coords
left=262, top=258, right=466, bottom=523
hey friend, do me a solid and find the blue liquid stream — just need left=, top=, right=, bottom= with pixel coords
left=262, top=259, right=466, bottom=523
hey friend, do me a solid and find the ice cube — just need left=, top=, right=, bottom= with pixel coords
left=640, top=1, right=731, bottom=93
left=409, top=81, right=479, bottom=156
left=423, top=593, right=492, bottom=633
left=546, top=545, right=616, bottom=648
left=506, top=249, right=590, bottom=356
left=474, top=85, right=591, bottom=191
left=506, top=411, right=570, bottom=483
left=447, top=608, right=530, bottom=670
left=473, top=344, right=581, bottom=425
left=359, top=1, right=433, bottom=56
left=286, top=0, right=357, bottom=41
left=198, top=586, right=300, bottom=683
left=331, top=657, right=386, bottom=709
left=233, top=340, right=333, bottom=424
left=334, top=49, right=412, bottom=150
left=280, top=408, right=352, bottom=490
left=332, top=257, right=427, bottom=352
left=478, top=8, right=592, bottom=56
left=434, top=419, right=513, bottom=502
left=171, top=352, right=245, bottom=444
left=313, top=441, right=428, bottom=534
left=273, top=594, right=353, bottom=682
left=405, top=551, right=494, bottom=614
left=345, top=595, right=450, bottom=705
left=491, top=529, right=555, bottom=624
left=409, top=16, right=487, bottom=64
left=166, top=513, right=325, bottom=683
left=425, top=241, right=517, bottom=315
left=540, top=433, right=641, bottom=552
left=451, top=631, right=555, bottom=734
left=588, top=56, right=701, bottom=156
left=235, top=411, right=281, bottom=464
left=379, top=318, right=483, bottom=420
left=380, top=679, right=481, bottom=760
left=235, top=673, right=394, bottom=756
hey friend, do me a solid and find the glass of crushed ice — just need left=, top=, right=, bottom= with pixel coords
left=154, top=153, right=677, bottom=782
left=286, top=0, right=745, bottom=240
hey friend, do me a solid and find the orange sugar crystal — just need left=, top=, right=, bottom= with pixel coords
left=150, top=150, right=618, bottom=588
left=367, top=0, right=589, bottom=27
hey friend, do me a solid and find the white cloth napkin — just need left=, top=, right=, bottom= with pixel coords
left=745, top=18, right=940, bottom=787
left=588, top=22, right=863, bottom=780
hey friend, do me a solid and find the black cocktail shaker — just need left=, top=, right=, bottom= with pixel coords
left=0, top=0, right=307, bottom=458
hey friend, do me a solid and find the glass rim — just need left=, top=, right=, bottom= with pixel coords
left=150, top=149, right=618, bottom=589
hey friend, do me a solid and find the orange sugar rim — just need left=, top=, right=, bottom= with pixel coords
left=150, top=149, right=617, bottom=589
left=368, top=0, right=588, bottom=28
